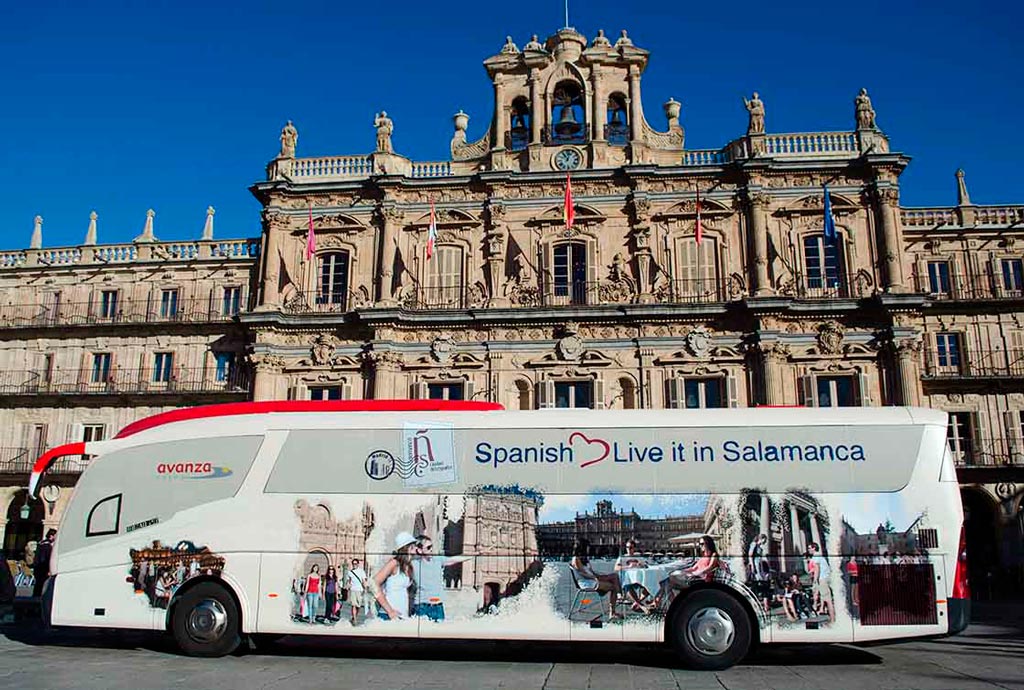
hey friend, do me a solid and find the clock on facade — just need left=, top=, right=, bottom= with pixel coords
left=553, top=147, right=583, bottom=171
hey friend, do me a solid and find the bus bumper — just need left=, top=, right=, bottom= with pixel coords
left=948, top=597, right=970, bottom=635
left=40, top=576, right=54, bottom=628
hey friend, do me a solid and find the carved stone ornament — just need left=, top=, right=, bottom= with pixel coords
left=362, top=348, right=404, bottom=369
left=556, top=322, right=584, bottom=361
left=310, top=334, right=337, bottom=366
left=816, top=321, right=845, bottom=355
left=431, top=335, right=455, bottom=364
left=686, top=326, right=713, bottom=357
left=247, top=352, right=287, bottom=372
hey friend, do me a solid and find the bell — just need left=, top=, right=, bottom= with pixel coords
left=510, top=113, right=528, bottom=137
left=610, top=108, right=624, bottom=125
left=554, top=105, right=582, bottom=137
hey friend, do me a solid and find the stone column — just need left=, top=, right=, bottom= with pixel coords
left=758, top=342, right=789, bottom=406
left=367, top=350, right=403, bottom=399
left=789, top=503, right=803, bottom=554
left=378, top=207, right=404, bottom=305
left=486, top=202, right=509, bottom=307
left=747, top=192, right=772, bottom=296
left=875, top=186, right=906, bottom=291
left=259, top=212, right=284, bottom=308
left=896, top=338, right=922, bottom=406
left=627, top=67, right=642, bottom=141
left=494, top=78, right=507, bottom=149
left=249, top=354, right=285, bottom=401
left=529, top=71, right=542, bottom=145
left=590, top=65, right=605, bottom=141
left=760, top=494, right=771, bottom=536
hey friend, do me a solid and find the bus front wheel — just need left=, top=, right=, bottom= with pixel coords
left=669, top=589, right=752, bottom=670
left=171, top=582, right=241, bottom=657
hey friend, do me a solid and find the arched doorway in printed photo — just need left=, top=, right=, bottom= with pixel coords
left=961, top=487, right=1000, bottom=600
left=3, top=489, right=44, bottom=561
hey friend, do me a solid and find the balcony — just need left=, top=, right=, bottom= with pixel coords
left=0, top=367, right=250, bottom=397
left=0, top=238, right=259, bottom=270
left=952, top=437, right=1024, bottom=468
left=401, top=286, right=469, bottom=311
left=922, top=349, right=1024, bottom=379
left=0, top=297, right=245, bottom=330
left=786, top=274, right=874, bottom=300
left=912, top=271, right=1024, bottom=302
left=0, top=447, right=90, bottom=476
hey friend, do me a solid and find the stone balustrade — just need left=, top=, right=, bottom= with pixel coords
left=287, top=155, right=374, bottom=179
left=763, top=132, right=859, bottom=157
left=901, top=208, right=957, bottom=227
left=901, top=205, right=1024, bottom=228
left=0, top=239, right=260, bottom=270
left=410, top=161, right=454, bottom=178
left=682, top=149, right=733, bottom=166
left=974, top=205, right=1024, bottom=226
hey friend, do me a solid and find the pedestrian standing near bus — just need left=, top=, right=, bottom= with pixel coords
left=32, top=529, right=56, bottom=598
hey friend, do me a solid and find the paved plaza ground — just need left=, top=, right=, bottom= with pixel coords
left=0, top=602, right=1021, bottom=690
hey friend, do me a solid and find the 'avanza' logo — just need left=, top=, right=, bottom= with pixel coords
left=156, top=462, right=233, bottom=479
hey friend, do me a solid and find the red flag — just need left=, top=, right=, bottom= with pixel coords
left=426, top=199, right=438, bottom=260
left=564, top=174, right=575, bottom=231
left=695, top=187, right=703, bottom=246
left=305, top=203, right=316, bottom=260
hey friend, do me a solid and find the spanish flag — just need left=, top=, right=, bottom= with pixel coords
left=564, top=174, right=575, bottom=231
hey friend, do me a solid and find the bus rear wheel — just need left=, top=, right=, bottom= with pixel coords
left=669, top=589, right=752, bottom=670
left=171, top=582, right=241, bottom=657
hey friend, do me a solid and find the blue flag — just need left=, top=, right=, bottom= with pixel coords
left=823, top=185, right=837, bottom=244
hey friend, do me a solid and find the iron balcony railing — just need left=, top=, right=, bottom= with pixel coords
left=655, top=279, right=726, bottom=304
left=0, top=447, right=32, bottom=473
left=0, top=296, right=246, bottom=329
left=912, top=271, right=1024, bottom=301
left=401, top=286, right=468, bottom=311
left=790, top=274, right=875, bottom=300
left=922, top=349, right=1024, bottom=379
left=951, top=437, right=1024, bottom=468
left=0, top=367, right=250, bottom=396
left=281, top=290, right=375, bottom=314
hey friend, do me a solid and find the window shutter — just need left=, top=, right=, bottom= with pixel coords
left=540, top=242, right=553, bottom=303
left=68, top=423, right=84, bottom=443
left=858, top=372, right=871, bottom=406
left=593, top=378, right=606, bottom=409
left=464, top=379, right=475, bottom=402
left=341, top=380, right=353, bottom=401
left=537, top=379, right=555, bottom=409
left=1003, top=411, right=1023, bottom=464
left=285, top=385, right=296, bottom=401
left=665, top=376, right=681, bottom=409
left=800, top=375, right=816, bottom=407
left=725, top=374, right=739, bottom=408
left=585, top=242, right=598, bottom=305
left=990, top=257, right=1003, bottom=298
left=78, top=352, right=89, bottom=385
left=411, top=380, right=428, bottom=399
left=914, top=257, right=928, bottom=292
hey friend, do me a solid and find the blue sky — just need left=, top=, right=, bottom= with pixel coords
left=539, top=492, right=708, bottom=524
left=2, top=1, right=1021, bottom=249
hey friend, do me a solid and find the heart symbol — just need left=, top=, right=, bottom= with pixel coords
left=568, top=432, right=610, bottom=468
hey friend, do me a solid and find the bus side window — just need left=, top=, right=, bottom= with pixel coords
left=86, top=494, right=122, bottom=537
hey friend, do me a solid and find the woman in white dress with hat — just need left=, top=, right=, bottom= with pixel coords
left=372, top=532, right=418, bottom=621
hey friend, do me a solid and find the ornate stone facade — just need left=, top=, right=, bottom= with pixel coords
left=1, top=28, right=1023, bottom=597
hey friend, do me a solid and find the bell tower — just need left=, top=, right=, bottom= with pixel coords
left=450, top=29, right=685, bottom=172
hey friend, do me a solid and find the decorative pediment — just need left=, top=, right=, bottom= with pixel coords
left=405, top=351, right=487, bottom=370
left=410, top=208, right=480, bottom=228
left=307, top=213, right=368, bottom=234
left=529, top=204, right=606, bottom=230
left=290, top=353, right=363, bottom=370
left=523, top=350, right=615, bottom=368
left=657, top=197, right=734, bottom=219
left=776, top=193, right=860, bottom=217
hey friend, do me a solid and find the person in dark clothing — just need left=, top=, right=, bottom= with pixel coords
left=32, top=529, right=56, bottom=598
left=0, top=554, right=15, bottom=605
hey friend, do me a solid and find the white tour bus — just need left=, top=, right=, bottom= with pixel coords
left=30, top=400, right=969, bottom=670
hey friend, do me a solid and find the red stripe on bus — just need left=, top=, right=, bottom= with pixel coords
left=114, top=400, right=505, bottom=439
left=31, top=442, right=87, bottom=476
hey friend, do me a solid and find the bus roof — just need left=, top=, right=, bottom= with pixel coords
left=113, top=400, right=506, bottom=439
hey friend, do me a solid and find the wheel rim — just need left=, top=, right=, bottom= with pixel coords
left=186, top=598, right=228, bottom=644
left=686, top=606, right=736, bottom=656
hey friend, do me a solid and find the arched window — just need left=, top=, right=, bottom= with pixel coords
left=802, top=234, right=846, bottom=297
left=426, top=245, right=464, bottom=308
left=550, top=81, right=586, bottom=145
left=553, top=241, right=588, bottom=305
left=606, top=94, right=628, bottom=145
left=317, top=251, right=350, bottom=307
left=674, top=237, right=719, bottom=302
left=618, top=376, right=637, bottom=409
left=514, top=380, right=532, bottom=410
left=509, top=97, right=530, bottom=151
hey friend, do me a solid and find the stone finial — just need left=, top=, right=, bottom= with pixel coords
left=501, top=35, right=519, bottom=54
left=374, top=111, right=394, bottom=154
left=855, top=88, right=877, bottom=130
left=453, top=110, right=469, bottom=133
left=279, top=120, right=298, bottom=158
left=202, top=206, right=215, bottom=240
left=135, top=209, right=156, bottom=243
left=956, top=169, right=972, bottom=206
left=744, top=92, right=765, bottom=135
left=614, top=30, right=633, bottom=48
left=30, top=215, right=43, bottom=249
left=84, top=211, right=98, bottom=246
left=664, top=98, right=681, bottom=123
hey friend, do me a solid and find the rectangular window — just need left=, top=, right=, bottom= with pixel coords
left=159, top=288, right=179, bottom=318
left=221, top=286, right=242, bottom=316
left=427, top=382, right=464, bottom=401
left=676, top=238, right=718, bottom=301
left=42, top=353, right=54, bottom=384
left=1002, top=258, right=1024, bottom=295
left=553, top=242, right=587, bottom=305
left=214, top=352, right=233, bottom=382
left=29, top=424, right=47, bottom=458
left=426, top=247, right=464, bottom=308
left=152, top=352, right=173, bottom=383
left=309, top=386, right=342, bottom=401
left=947, top=412, right=974, bottom=466
left=935, top=332, right=962, bottom=371
left=816, top=375, right=858, bottom=407
left=803, top=235, right=845, bottom=294
left=554, top=380, right=593, bottom=409
left=683, top=378, right=724, bottom=409
left=82, top=424, right=105, bottom=443
left=91, top=353, right=112, bottom=383
left=927, top=261, right=951, bottom=296
left=318, top=252, right=350, bottom=306
left=99, top=290, right=119, bottom=319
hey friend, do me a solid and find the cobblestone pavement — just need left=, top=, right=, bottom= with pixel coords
left=1, top=607, right=1021, bottom=690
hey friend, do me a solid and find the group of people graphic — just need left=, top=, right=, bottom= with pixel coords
left=128, top=540, right=224, bottom=610
left=293, top=531, right=459, bottom=625
left=745, top=534, right=835, bottom=624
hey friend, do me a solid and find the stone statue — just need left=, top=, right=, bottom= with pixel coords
left=279, top=120, right=298, bottom=158
left=374, top=111, right=394, bottom=154
left=501, top=35, right=519, bottom=54
left=855, top=88, right=876, bottom=130
left=524, top=34, right=544, bottom=52
left=592, top=29, right=612, bottom=48
left=743, top=92, right=765, bottom=135
left=614, top=30, right=633, bottom=48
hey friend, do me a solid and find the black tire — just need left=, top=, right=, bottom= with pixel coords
left=668, top=589, right=752, bottom=671
left=171, top=582, right=241, bottom=657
